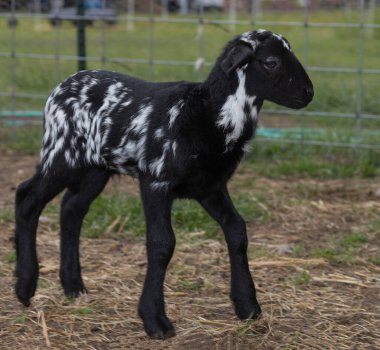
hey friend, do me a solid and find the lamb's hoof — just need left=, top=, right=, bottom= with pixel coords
left=148, top=328, right=176, bottom=340
left=17, top=295, right=31, bottom=307
left=234, top=299, right=262, bottom=320
left=15, top=277, right=38, bottom=307
left=62, top=278, right=87, bottom=298
left=144, top=315, right=176, bottom=340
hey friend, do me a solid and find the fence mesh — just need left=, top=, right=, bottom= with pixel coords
left=0, top=0, right=379, bottom=150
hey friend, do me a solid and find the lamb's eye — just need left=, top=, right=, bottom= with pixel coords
left=263, top=57, right=280, bottom=70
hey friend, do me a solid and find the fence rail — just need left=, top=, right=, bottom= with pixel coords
left=1, top=0, right=379, bottom=151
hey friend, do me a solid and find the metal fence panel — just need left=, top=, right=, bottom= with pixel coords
left=0, top=0, right=379, bottom=150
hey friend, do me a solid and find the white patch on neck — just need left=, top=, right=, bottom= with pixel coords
left=217, top=68, right=257, bottom=147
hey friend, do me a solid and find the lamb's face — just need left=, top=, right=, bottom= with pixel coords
left=222, top=30, right=314, bottom=110
left=247, top=31, right=313, bottom=109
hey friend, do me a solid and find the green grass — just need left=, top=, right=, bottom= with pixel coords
left=5, top=252, right=16, bottom=264
left=174, top=279, right=204, bottom=292
left=73, top=306, right=96, bottom=316
left=370, top=219, right=380, bottom=235
left=311, top=231, right=369, bottom=265
left=82, top=192, right=268, bottom=239
left=246, top=142, right=380, bottom=178
left=14, top=314, right=28, bottom=325
left=0, top=208, right=13, bottom=222
left=341, top=232, right=368, bottom=248
left=292, top=270, right=311, bottom=287
left=0, top=125, right=42, bottom=153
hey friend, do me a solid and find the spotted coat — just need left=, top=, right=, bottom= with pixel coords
left=40, top=29, right=312, bottom=198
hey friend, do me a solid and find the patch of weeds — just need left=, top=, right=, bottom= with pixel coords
left=234, top=193, right=269, bottom=225
left=172, top=200, right=219, bottom=239
left=83, top=193, right=268, bottom=239
left=358, top=151, right=380, bottom=178
left=73, top=306, right=96, bottom=316
left=370, top=219, right=380, bottom=236
left=341, top=232, right=368, bottom=248
left=370, top=256, right=380, bottom=266
left=14, top=314, right=28, bottom=325
left=5, top=252, right=16, bottom=263
left=292, top=270, right=311, bottom=287
left=0, top=208, right=13, bottom=222
left=0, top=126, right=42, bottom=153
left=245, top=143, right=380, bottom=179
left=83, top=195, right=145, bottom=238
left=175, top=279, right=204, bottom=292
left=311, top=247, right=338, bottom=260
left=292, top=244, right=304, bottom=257
left=311, top=231, right=369, bottom=265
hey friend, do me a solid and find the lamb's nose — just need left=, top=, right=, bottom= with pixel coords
left=305, top=86, right=314, bottom=99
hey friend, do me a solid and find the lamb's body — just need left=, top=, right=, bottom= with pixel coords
left=42, top=69, right=260, bottom=198
left=15, top=29, right=313, bottom=339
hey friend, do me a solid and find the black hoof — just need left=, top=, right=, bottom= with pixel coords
left=17, top=295, right=31, bottom=307
left=234, top=299, right=262, bottom=320
left=141, top=312, right=176, bottom=340
left=148, top=326, right=176, bottom=340
left=62, top=277, right=87, bottom=298
left=15, top=277, right=37, bottom=307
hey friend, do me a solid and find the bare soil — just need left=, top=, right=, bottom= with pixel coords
left=0, top=151, right=379, bottom=349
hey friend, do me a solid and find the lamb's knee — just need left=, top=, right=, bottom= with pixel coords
left=146, top=236, right=176, bottom=267
left=224, top=215, right=248, bottom=254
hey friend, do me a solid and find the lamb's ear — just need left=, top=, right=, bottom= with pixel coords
left=220, top=44, right=254, bottom=76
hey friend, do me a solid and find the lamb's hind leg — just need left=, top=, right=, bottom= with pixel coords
left=59, top=168, right=110, bottom=298
left=15, top=170, right=65, bottom=306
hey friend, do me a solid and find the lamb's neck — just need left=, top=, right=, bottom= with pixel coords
left=203, top=67, right=263, bottom=149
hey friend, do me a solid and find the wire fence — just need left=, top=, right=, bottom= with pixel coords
left=0, top=0, right=379, bottom=151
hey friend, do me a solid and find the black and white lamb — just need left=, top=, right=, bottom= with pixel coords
left=15, top=29, right=313, bottom=339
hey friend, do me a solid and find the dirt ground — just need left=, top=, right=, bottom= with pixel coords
left=0, top=151, right=379, bottom=350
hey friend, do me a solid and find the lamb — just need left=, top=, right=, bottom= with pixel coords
left=14, top=29, right=313, bottom=339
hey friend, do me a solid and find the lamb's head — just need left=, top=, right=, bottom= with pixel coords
left=220, top=29, right=314, bottom=109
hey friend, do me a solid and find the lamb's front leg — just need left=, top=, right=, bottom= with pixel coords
left=199, top=187, right=261, bottom=320
left=138, top=178, right=176, bottom=339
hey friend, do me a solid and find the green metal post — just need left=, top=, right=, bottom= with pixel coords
left=76, top=0, right=86, bottom=71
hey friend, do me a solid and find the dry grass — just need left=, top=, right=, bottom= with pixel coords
left=0, top=152, right=379, bottom=349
